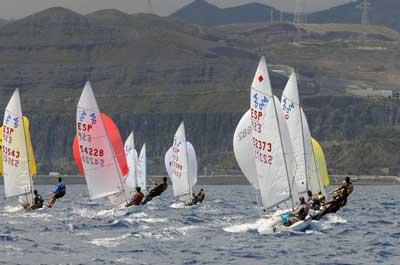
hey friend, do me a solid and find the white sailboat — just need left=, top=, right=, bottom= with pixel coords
left=234, top=57, right=310, bottom=233
left=165, top=122, right=198, bottom=208
left=124, top=132, right=138, bottom=198
left=137, top=143, right=147, bottom=192
left=2, top=89, right=36, bottom=209
left=76, top=81, right=127, bottom=203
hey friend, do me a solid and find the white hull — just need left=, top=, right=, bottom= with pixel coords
left=258, top=210, right=312, bottom=234
left=113, top=204, right=143, bottom=217
left=170, top=201, right=199, bottom=209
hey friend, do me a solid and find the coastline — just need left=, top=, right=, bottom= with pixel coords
left=1, top=175, right=399, bottom=185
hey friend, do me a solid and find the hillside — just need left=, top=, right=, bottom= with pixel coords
left=0, top=8, right=399, bottom=175
left=171, top=0, right=291, bottom=26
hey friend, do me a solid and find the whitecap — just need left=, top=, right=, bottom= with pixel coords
left=3, top=205, right=24, bottom=213
left=89, top=233, right=131, bottom=247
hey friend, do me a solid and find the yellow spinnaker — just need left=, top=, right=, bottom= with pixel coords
left=0, top=116, right=37, bottom=176
left=311, top=138, right=329, bottom=187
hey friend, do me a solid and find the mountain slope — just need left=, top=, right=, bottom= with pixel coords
left=171, top=0, right=291, bottom=26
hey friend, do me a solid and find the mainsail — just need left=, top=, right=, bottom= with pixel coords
left=76, top=81, right=126, bottom=200
left=165, top=122, right=197, bottom=202
left=137, top=144, right=147, bottom=192
left=250, top=57, right=298, bottom=211
left=2, top=89, right=35, bottom=203
left=281, top=73, right=308, bottom=195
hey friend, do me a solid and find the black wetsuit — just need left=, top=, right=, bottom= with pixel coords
left=31, top=194, right=44, bottom=209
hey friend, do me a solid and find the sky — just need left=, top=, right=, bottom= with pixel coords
left=0, top=0, right=355, bottom=19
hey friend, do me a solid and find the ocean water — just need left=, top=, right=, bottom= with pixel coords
left=0, top=185, right=399, bottom=265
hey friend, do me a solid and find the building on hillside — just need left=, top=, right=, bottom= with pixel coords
left=346, top=86, right=398, bottom=99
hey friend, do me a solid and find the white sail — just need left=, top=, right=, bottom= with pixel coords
left=165, top=141, right=197, bottom=188
left=281, top=73, right=308, bottom=195
left=233, top=110, right=258, bottom=190
left=76, top=81, right=125, bottom=200
left=165, top=122, right=197, bottom=201
left=124, top=132, right=138, bottom=197
left=250, top=57, right=297, bottom=211
left=137, top=143, right=147, bottom=191
left=2, top=89, right=33, bottom=202
left=301, top=109, right=326, bottom=196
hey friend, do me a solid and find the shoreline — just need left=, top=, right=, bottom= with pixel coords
left=1, top=175, right=399, bottom=186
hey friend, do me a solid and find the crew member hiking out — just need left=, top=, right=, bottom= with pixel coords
left=126, top=187, right=144, bottom=207
left=48, top=177, right=66, bottom=208
left=141, top=177, right=168, bottom=205
left=30, top=190, right=44, bottom=209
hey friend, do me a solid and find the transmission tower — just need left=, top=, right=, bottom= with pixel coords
left=293, top=0, right=305, bottom=24
left=357, top=0, right=371, bottom=25
left=270, top=8, right=274, bottom=23
left=146, top=0, right=154, bottom=14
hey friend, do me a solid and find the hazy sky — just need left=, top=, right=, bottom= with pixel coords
left=0, top=0, right=354, bottom=19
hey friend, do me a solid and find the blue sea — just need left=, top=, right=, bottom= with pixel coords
left=0, top=185, right=399, bottom=265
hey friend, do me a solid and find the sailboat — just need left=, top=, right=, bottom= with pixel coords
left=1, top=89, right=37, bottom=210
left=124, top=132, right=139, bottom=198
left=75, top=81, right=129, bottom=208
left=165, top=122, right=198, bottom=208
left=234, top=57, right=312, bottom=233
left=137, top=143, right=147, bottom=192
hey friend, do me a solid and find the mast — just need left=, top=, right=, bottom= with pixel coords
left=271, top=97, right=295, bottom=209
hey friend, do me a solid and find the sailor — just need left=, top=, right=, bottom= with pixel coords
left=31, top=190, right=44, bottom=209
left=287, top=196, right=308, bottom=226
left=141, top=177, right=168, bottom=205
left=332, top=176, right=353, bottom=207
left=316, top=191, right=326, bottom=204
left=47, top=177, right=66, bottom=208
left=306, top=190, right=320, bottom=210
left=196, top=188, right=205, bottom=203
left=126, top=187, right=144, bottom=207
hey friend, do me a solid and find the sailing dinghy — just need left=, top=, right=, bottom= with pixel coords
left=1, top=89, right=37, bottom=210
left=114, top=133, right=147, bottom=216
left=234, top=57, right=311, bottom=233
left=165, top=122, right=198, bottom=208
left=74, top=81, right=131, bottom=215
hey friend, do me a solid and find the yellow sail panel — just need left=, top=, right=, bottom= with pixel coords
left=311, top=138, right=330, bottom=187
left=23, top=116, right=37, bottom=177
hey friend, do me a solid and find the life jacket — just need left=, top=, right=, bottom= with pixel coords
left=317, top=194, right=326, bottom=204
left=132, top=192, right=144, bottom=205
left=346, top=183, right=353, bottom=195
